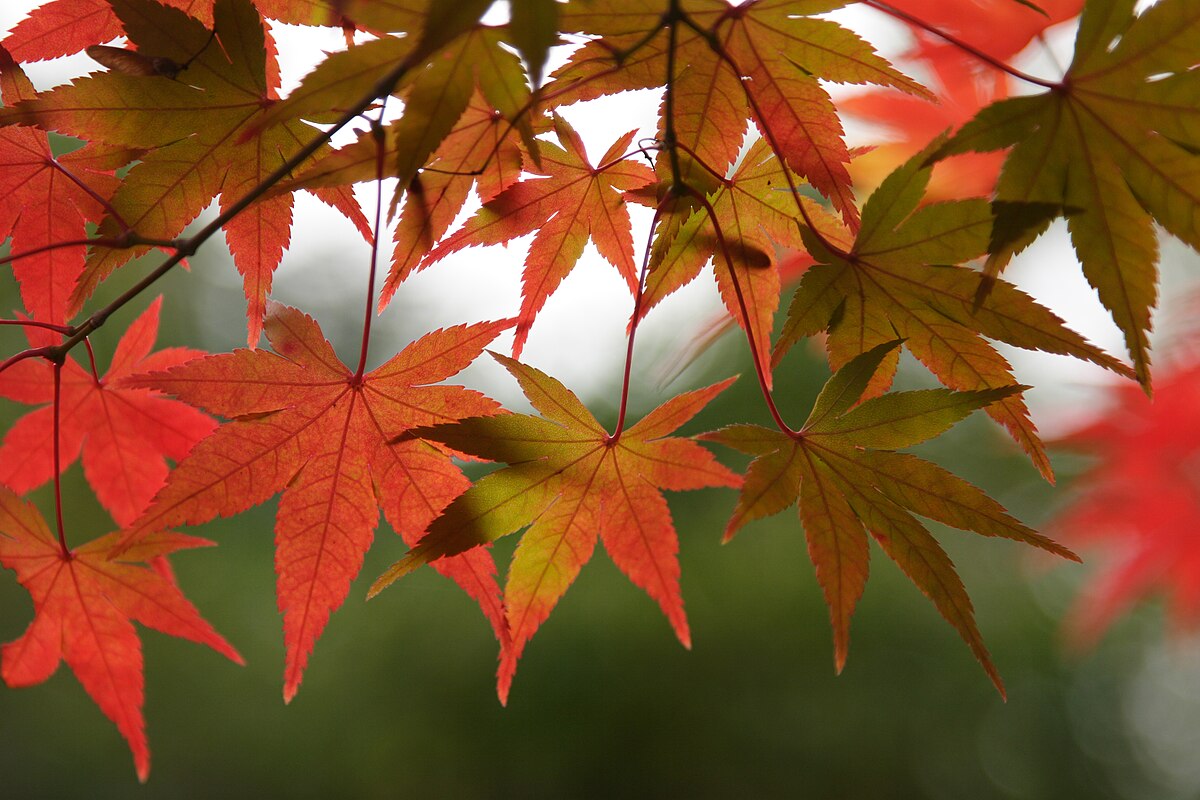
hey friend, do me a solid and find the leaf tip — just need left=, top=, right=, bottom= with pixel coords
left=497, top=651, right=518, bottom=707
left=368, top=552, right=421, bottom=598
left=676, top=621, right=692, bottom=651
left=833, top=638, right=849, bottom=675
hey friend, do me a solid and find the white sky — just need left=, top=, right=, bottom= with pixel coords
left=2, top=1, right=1192, bottom=433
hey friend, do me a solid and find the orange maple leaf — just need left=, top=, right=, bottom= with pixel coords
left=423, top=115, right=654, bottom=358
left=117, top=303, right=511, bottom=701
left=371, top=354, right=739, bottom=702
left=0, top=486, right=242, bottom=782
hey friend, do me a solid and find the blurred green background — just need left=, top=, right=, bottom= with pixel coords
left=3, top=229, right=1200, bottom=800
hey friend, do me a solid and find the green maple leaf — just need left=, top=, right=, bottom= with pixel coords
left=701, top=341, right=1078, bottom=693
left=935, top=0, right=1200, bottom=388
left=773, top=139, right=1134, bottom=480
left=369, top=354, right=739, bottom=703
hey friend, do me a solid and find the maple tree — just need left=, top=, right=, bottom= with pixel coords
left=0, top=0, right=1197, bottom=782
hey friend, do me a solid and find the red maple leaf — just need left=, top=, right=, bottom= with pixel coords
left=2, top=0, right=350, bottom=62
left=1051, top=357, right=1200, bottom=646
left=0, top=0, right=368, bottom=344
left=0, top=46, right=126, bottom=324
left=881, top=0, right=1085, bottom=66
left=0, top=486, right=242, bottom=782
left=116, top=303, right=511, bottom=700
left=422, top=114, right=654, bottom=358
left=0, top=297, right=215, bottom=527
left=842, top=58, right=1009, bottom=200
left=370, top=354, right=740, bottom=702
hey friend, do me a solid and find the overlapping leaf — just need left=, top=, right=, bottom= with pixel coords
left=0, top=47, right=127, bottom=324
left=842, top=57, right=1010, bottom=200
left=271, top=92, right=526, bottom=306
left=117, top=303, right=510, bottom=701
left=0, top=298, right=215, bottom=526
left=935, top=0, right=1200, bottom=387
left=0, top=486, right=242, bottom=782
left=0, top=0, right=368, bottom=344
left=370, top=355, right=739, bottom=702
left=1, top=0, right=350, bottom=62
left=423, top=115, right=654, bottom=357
left=701, top=341, right=1077, bottom=691
left=550, top=0, right=926, bottom=229
left=641, top=137, right=845, bottom=388
left=879, top=0, right=1084, bottom=68
left=252, top=14, right=530, bottom=201
left=774, top=140, right=1133, bottom=480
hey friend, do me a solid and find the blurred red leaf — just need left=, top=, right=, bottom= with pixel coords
left=1053, top=359, right=1200, bottom=645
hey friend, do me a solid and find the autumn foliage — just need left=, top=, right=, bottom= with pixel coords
left=1, top=0, right=1198, bottom=781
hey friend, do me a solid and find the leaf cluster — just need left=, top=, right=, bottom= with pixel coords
left=1, top=0, right=1196, bottom=781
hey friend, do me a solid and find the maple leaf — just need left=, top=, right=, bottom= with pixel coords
left=0, top=0, right=369, bottom=344
left=0, top=486, right=242, bottom=782
left=0, top=46, right=127, bottom=324
left=1, top=0, right=350, bottom=62
left=370, top=354, right=739, bottom=703
left=640, top=136, right=846, bottom=389
left=878, top=0, right=1085, bottom=67
left=0, top=298, right=215, bottom=526
left=116, top=303, right=511, bottom=701
left=701, top=340, right=1077, bottom=692
left=709, top=0, right=929, bottom=229
left=422, top=115, right=655, bottom=357
left=269, top=92, right=526, bottom=307
left=841, top=57, right=1010, bottom=201
left=510, top=0, right=559, bottom=89
left=772, top=139, right=1134, bottom=480
left=934, top=0, right=1200, bottom=388
left=549, top=0, right=927, bottom=229
left=251, top=13, right=531, bottom=198
left=1050, top=357, right=1200, bottom=647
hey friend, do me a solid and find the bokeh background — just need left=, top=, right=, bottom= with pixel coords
left=4, top=2, right=1200, bottom=798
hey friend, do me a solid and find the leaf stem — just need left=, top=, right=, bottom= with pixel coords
left=0, top=235, right=180, bottom=269
left=51, top=360, right=70, bottom=558
left=353, top=113, right=388, bottom=382
left=683, top=185, right=799, bottom=438
left=0, top=319, right=73, bottom=334
left=611, top=197, right=672, bottom=442
left=0, top=346, right=54, bottom=376
left=83, top=338, right=100, bottom=384
left=662, top=0, right=684, bottom=188
left=864, top=0, right=1061, bottom=89
left=691, top=22, right=854, bottom=258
